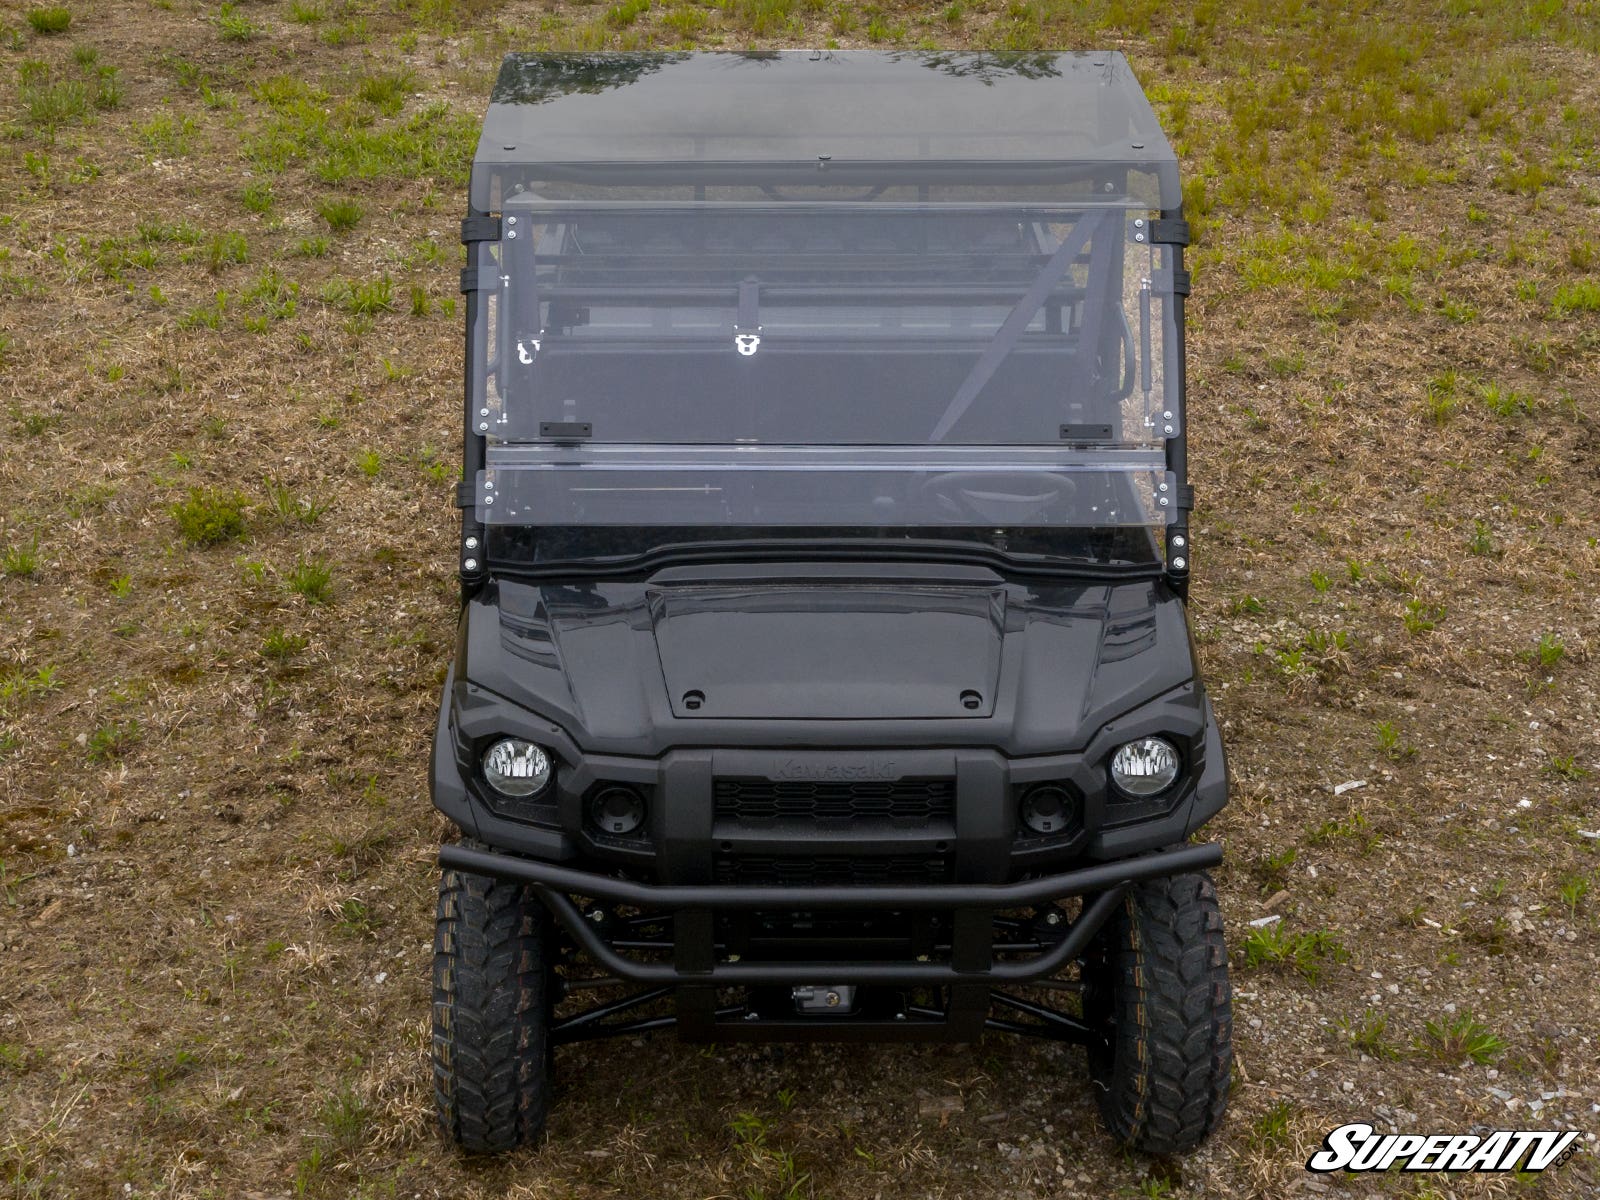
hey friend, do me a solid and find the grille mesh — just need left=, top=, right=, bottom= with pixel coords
left=713, top=777, right=954, bottom=825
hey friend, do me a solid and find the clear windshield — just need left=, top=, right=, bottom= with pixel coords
left=469, top=200, right=1182, bottom=561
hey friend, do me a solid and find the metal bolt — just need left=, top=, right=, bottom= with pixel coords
left=484, top=495, right=494, bottom=505
left=462, top=558, right=478, bottom=571
left=506, top=216, right=516, bottom=225
left=1163, top=410, right=1173, bottom=420
left=465, top=536, right=479, bottom=550
left=1135, top=233, right=1146, bottom=243
left=1159, top=482, right=1169, bottom=492
left=1133, top=218, right=1145, bottom=229
left=588, top=909, right=605, bottom=923
left=1045, top=910, right=1062, bottom=926
left=1173, top=556, right=1188, bottom=570
left=506, top=230, right=516, bottom=239
left=825, top=991, right=841, bottom=1007
left=1103, top=182, right=1115, bottom=193
left=479, top=407, right=490, bottom=416
left=1172, top=535, right=1185, bottom=548
left=1164, top=424, right=1175, bottom=434
left=1159, top=497, right=1169, bottom=507
left=478, top=422, right=489, bottom=432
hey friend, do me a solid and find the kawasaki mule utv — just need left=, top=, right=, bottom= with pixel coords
left=430, top=50, right=1231, bottom=1157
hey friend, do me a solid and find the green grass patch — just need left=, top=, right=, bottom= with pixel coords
left=1417, top=1011, right=1504, bottom=1065
left=1551, top=280, right=1600, bottom=316
left=216, top=3, right=259, bottom=41
left=318, top=198, right=362, bottom=233
left=322, top=275, right=394, bottom=315
left=172, top=488, right=247, bottom=546
left=26, top=6, right=71, bottom=33
left=1241, top=924, right=1349, bottom=983
left=86, top=719, right=141, bottom=763
left=286, top=556, right=332, bottom=603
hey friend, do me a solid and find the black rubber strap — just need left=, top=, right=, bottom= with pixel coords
left=1149, top=217, right=1190, bottom=246
left=460, top=215, right=502, bottom=244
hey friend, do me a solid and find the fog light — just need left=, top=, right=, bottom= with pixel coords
left=1109, top=737, right=1180, bottom=797
left=589, top=785, right=647, bottom=836
left=1020, top=784, right=1078, bottom=836
left=482, top=738, right=551, bottom=798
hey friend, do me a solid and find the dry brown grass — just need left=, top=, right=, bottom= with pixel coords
left=1, top=0, right=1598, bottom=1196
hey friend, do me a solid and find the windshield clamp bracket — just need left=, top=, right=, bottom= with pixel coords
left=517, top=331, right=543, bottom=365
left=460, top=215, right=503, bottom=244
left=1140, top=217, right=1190, bottom=247
left=733, top=328, right=762, bottom=357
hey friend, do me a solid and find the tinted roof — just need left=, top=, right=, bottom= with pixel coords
left=471, top=52, right=1179, bottom=210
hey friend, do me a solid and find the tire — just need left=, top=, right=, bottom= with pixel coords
left=431, top=858, right=554, bottom=1154
left=1082, top=870, right=1232, bottom=1155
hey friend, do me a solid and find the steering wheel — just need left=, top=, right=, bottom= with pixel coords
left=916, top=472, right=1077, bottom=525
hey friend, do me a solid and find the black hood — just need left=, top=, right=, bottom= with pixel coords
left=458, top=563, right=1196, bottom=758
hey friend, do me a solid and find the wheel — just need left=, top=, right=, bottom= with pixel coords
left=1082, top=871, right=1232, bottom=1155
left=431, top=857, right=554, bottom=1154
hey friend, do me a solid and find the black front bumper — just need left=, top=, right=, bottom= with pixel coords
left=440, top=838, right=1221, bottom=987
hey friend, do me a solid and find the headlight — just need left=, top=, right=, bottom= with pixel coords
left=482, top=738, right=551, bottom=797
left=1109, top=737, right=1180, bottom=797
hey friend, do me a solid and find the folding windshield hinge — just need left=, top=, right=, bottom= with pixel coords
left=1132, top=217, right=1190, bottom=247
left=734, top=276, right=761, bottom=357
left=460, top=215, right=502, bottom=244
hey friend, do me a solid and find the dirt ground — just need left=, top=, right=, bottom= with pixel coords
left=1, top=1, right=1598, bottom=1197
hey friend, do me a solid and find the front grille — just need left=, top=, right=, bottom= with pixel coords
left=713, top=777, right=955, bottom=826
left=713, top=853, right=951, bottom=887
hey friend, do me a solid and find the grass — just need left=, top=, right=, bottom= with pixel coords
left=1529, top=633, right=1564, bottom=672
left=266, top=483, right=326, bottom=526
left=216, top=3, right=259, bottom=41
left=286, top=556, right=332, bottom=603
left=1241, top=924, right=1349, bottom=983
left=2, top=538, right=40, bottom=579
left=318, top=198, right=362, bottom=233
left=85, top=719, right=141, bottom=763
left=1337, top=1010, right=1402, bottom=1060
left=171, top=488, right=247, bottom=546
left=241, top=179, right=274, bottom=214
left=323, top=276, right=394, bottom=314
left=26, top=6, right=71, bottom=33
left=262, top=628, right=309, bottom=661
left=1552, top=279, right=1600, bottom=316
left=1417, top=1011, right=1505, bottom=1065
